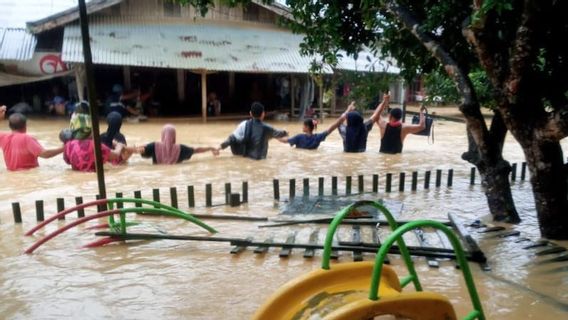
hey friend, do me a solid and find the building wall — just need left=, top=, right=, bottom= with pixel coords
left=95, top=0, right=281, bottom=28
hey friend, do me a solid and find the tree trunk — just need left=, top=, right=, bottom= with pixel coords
left=478, top=160, right=521, bottom=223
left=524, top=141, right=568, bottom=239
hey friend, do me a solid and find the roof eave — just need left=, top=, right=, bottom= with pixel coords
left=26, top=0, right=123, bottom=34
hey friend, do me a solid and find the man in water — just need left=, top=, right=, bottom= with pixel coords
left=219, top=102, right=287, bottom=160
left=377, top=104, right=426, bottom=154
left=0, top=113, right=63, bottom=171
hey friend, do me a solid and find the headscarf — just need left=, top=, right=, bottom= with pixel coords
left=155, top=124, right=181, bottom=164
left=100, top=111, right=126, bottom=148
left=70, top=112, right=92, bottom=140
left=344, top=111, right=368, bottom=152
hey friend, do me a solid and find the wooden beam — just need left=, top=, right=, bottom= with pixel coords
left=123, top=66, right=131, bottom=90
left=201, top=71, right=207, bottom=123
left=177, top=69, right=185, bottom=102
left=290, top=75, right=295, bottom=117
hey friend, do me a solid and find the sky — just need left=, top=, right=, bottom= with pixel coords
left=0, top=0, right=79, bottom=28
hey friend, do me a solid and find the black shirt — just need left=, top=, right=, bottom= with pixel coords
left=379, top=124, right=403, bottom=154
left=141, top=143, right=194, bottom=164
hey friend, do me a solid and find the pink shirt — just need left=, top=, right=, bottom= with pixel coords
left=0, top=131, right=44, bottom=171
left=63, top=139, right=111, bottom=172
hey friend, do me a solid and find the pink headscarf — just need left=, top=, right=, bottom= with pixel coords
left=155, top=124, right=181, bottom=164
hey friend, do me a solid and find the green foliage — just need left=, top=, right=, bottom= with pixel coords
left=423, top=68, right=496, bottom=108
left=339, top=71, right=395, bottom=109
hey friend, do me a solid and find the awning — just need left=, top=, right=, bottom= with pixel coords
left=62, top=17, right=398, bottom=74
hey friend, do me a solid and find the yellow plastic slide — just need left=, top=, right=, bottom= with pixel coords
left=252, top=261, right=457, bottom=320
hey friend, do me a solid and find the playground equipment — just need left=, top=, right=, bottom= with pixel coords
left=24, top=197, right=217, bottom=254
left=252, top=201, right=485, bottom=320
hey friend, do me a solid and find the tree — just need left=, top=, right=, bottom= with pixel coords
left=177, top=0, right=568, bottom=239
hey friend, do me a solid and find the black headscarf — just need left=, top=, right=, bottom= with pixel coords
left=344, top=111, right=368, bottom=152
left=100, top=111, right=126, bottom=148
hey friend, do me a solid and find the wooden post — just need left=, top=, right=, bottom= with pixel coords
left=318, top=80, right=323, bottom=122
left=511, top=163, right=517, bottom=181
left=470, top=167, right=476, bottom=185
left=123, top=66, right=131, bottom=90
left=206, top=184, right=212, bottom=207
left=332, top=176, right=338, bottom=195
left=346, top=176, right=352, bottom=195
left=399, top=172, right=405, bottom=192
left=358, top=175, right=364, bottom=194
left=176, top=69, right=185, bottom=102
left=12, top=202, right=22, bottom=223
left=225, top=183, right=232, bottom=205
left=115, top=192, right=123, bottom=209
left=330, top=73, right=337, bottom=114
left=242, top=181, right=248, bottom=203
left=435, top=169, right=442, bottom=187
left=134, top=191, right=142, bottom=208
left=228, top=72, right=235, bottom=101
left=521, top=162, right=527, bottom=180
left=230, top=193, right=240, bottom=207
left=372, top=174, right=379, bottom=193
left=75, top=197, right=85, bottom=218
left=386, top=173, right=392, bottom=193
left=303, top=178, right=309, bottom=197
left=290, top=75, right=295, bottom=117
left=273, top=179, right=280, bottom=200
left=318, top=177, right=324, bottom=196
left=187, top=186, right=195, bottom=208
left=36, top=200, right=44, bottom=222
left=57, top=198, right=65, bottom=220
left=170, top=187, right=178, bottom=208
left=424, top=171, right=431, bottom=189
left=96, top=194, right=104, bottom=212
left=447, top=169, right=454, bottom=187
left=153, top=188, right=160, bottom=208
left=201, top=70, right=207, bottom=123
left=411, top=172, right=418, bottom=191
left=289, top=179, right=296, bottom=199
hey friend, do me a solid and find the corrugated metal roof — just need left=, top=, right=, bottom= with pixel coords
left=62, top=17, right=399, bottom=74
left=0, top=28, right=37, bottom=61
left=62, top=17, right=325, bottom=73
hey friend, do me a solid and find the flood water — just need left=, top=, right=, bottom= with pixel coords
left=1, top=116, right=567, bottom=319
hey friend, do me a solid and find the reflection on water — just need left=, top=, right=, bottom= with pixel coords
left=1, top=118, right=568, bottom=319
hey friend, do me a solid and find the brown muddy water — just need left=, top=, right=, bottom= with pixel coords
left=0, top=117, right=567, bottom=319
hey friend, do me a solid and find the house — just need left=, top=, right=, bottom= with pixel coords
left=0, top=0, right=403, bottom=121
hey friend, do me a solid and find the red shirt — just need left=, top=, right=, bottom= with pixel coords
left=63, top=139, right=111, bottom=172
left=0, top=131, right=44, bottom=171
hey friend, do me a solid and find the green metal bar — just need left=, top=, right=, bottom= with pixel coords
left=368, top=220, right=485, bottom=320
left=320, top=200, right=414, bottom=280
left=107, top=201, right=116, bottom=226
left=108, top=198, right=217, bottom=233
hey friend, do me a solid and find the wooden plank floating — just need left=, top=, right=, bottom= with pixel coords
left=279, top=232, right=297, bottom=258
left=231, top=236, right=253, bottom=254
left=254, top=238, right=273, bottom=254
left=351, top=225, right=363, bottom=262
left=303, top=229, right=319, bottom=258
left=413, top=228, right=439, bottom=268
left=448, top=213, right=489, bottom=270
left=535, top=246, right=567, bottom=256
